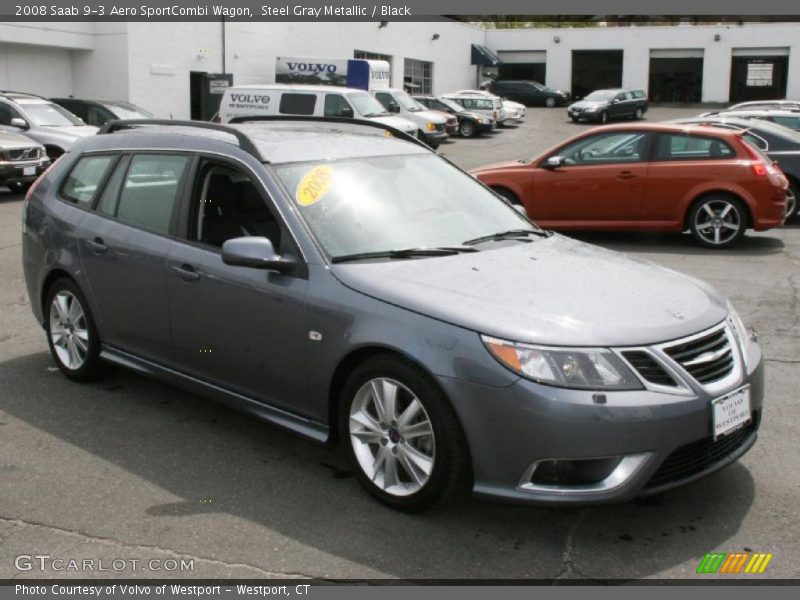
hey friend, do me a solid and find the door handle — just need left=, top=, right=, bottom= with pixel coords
left=86, top=237, right=108, bottom=254
left=171, top=263, right=200, bottom=282
left=617, top=171, right=637, bottom=179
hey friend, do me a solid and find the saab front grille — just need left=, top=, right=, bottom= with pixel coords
left=622, top=351, right=676, bottom=386
left=664, top=327, right=734, bottom=384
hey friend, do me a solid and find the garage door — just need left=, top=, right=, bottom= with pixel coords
left=649, top=49, right=704, bottom=103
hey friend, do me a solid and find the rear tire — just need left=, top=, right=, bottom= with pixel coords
left=340, top=357, right=470, bottom=511
left=598, top=111, right=609, bottom=124
left=688, top=196, right=747, bottom=249
left=44, top=278, right=105, bottom=382
left=785, top=180, right=798, bottom=219
left=634, top=107, right=644, bottom=120
left=545, top=97, right=556, bottom=108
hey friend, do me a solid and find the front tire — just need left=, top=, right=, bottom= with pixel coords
left=45, top=278, right=105, bottom=381
left=688, top=196, right=747, bottom=249
left=340, top=357, right=469, bottom=511
left=598, top=111, right=609, bottom=124
left=634, top=107, right=644, bottom=120
left=459, top=120, right=476, bottom=138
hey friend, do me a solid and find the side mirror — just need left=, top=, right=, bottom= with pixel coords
left=10, top=117, right=29, bottom=129
left=339, top=107, right=354, bottom=119
left=542, top=156, right=565, bottom=169
left=221, top=237, right=294, bottom=272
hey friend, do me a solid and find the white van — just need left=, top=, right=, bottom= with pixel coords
left=370, top=88, right=450, bottom=148
left=218, top=84, right=418, bottom=137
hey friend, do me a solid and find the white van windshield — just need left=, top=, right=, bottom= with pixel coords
left=394, top=91, right=424, bottom=112
left=349, top=93, right=391, bottom=118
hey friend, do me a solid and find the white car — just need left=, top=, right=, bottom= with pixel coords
left=452, top=90, right=522, bottom=127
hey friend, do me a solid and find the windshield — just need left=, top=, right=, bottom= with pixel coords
left=103, top=102, right=154, bottom=119
left=349, top=93, right=390, bottom=117
left=20, top=102, right=84, bottom=127
left=273, top=154, right=537, bottom=260
left=584, top=91, right=615, bottom=102
left=437, top=98, right=463, bottom=112
left=394, top=91, right=424, bottom=112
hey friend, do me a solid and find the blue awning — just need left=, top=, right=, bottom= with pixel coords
left=471, top=44, right=503, bottom=67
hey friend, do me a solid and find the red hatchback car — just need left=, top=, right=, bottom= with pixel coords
left=472, top=123, right=788, bottom=248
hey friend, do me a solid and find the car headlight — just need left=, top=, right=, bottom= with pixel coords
left=481, top=335, right=642, bottom=390
left=425, top=122, right=437, bottom=131
left=477, top=117, right=487, bottom=123
left=727, top=300, right=751, bottom=366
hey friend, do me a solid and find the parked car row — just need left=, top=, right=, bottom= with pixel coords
left=0, top=91, right=155, bottom=191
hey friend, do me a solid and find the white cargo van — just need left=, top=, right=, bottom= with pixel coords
left=370, top=88, right=449, bottom=148
left=217, top=84, right=418, bottom=137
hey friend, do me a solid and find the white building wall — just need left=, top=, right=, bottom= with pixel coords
left=0, top=42, right=74, bottom=96
left=224, top=21, right=485, bottom=96
left=71, top=23, right=129, bottom=100
left=486, top=22, right=800, bottom=102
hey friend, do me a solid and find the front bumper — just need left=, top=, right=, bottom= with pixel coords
left=423, top=130, right=449, bottom=143
left=0, top=158, right=50, bottom=184
left=438, top=330, right=764, bottom=505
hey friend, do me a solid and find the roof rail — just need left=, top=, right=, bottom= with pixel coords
left=0, top=90, right=47, bottom=99
left=97, top=119, right=262, bottom=160
left=227, top=115, right=431, bottom=150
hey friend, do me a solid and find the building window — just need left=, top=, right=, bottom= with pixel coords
left=403, top=58, right=433, bottom=95
left=745, top=62, right=774, bottom=87
left=354, top=50, right=393, bottom=68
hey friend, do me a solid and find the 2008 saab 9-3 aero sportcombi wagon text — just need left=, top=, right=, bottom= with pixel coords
left=22, top=118, right=764, bottom=511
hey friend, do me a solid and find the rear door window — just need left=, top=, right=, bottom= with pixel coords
left=111, top=154, right=189, bottom=235
left=654, top=134, right=735, bottom=160
left=61, top=155, right=117, bottom=206
left=278, top=93, right=317, bottom=115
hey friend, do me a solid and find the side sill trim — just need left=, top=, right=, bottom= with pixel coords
left=100, top=346, right=329, bottom=444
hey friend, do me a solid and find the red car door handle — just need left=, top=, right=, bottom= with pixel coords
left=617, top=171, right=637, bottom=179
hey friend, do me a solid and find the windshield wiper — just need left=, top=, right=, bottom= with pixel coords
left=331, top=246, right=478, bottom=263
left=463, top=229, right=548, bottom=246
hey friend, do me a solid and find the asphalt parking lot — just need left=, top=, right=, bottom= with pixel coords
left=1, top=106, right=798, bottom=581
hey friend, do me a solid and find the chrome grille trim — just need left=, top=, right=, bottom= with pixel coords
left=8, top=147, right=41, bottom=161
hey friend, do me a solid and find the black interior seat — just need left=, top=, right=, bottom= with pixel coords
left=201, top=173, right=244, bottom=246
left=235, top=181, right=281, bottom=248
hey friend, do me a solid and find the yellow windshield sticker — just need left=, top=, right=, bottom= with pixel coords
left=296, top=165, right=333, bottom=207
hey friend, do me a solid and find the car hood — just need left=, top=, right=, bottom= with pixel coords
left=0, top=131, right=43, bottom=149
left=471, top=160, right=529, bottom=173
left=25, top=126, right=98, bottom=147
left=415, top=109, right=447, bottom=124
left=331, top=235, right=727, bottom=347
left=370, top=115, right=417, bottom=134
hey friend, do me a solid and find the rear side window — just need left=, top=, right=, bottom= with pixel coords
left=112, top=154, right=189, bottom=235
left=61, top=155, right=116, bottom=206
left=654, top=134, right=734, bottom=160
left=278, top=93, right=316, bottom=115
left=771, top=115, right=800, bottom=130
left=631, top=90, right=645, bottom=99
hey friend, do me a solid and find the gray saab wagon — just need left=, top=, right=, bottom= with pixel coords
left=22, top=118, right=764, bottom=510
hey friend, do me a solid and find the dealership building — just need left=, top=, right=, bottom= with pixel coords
left=0, top=20, right=798, bottom=119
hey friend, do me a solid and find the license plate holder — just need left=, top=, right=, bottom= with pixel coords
left=712, top=386, right=751, bottom=440
left=23, top=166, right=36, bottom=176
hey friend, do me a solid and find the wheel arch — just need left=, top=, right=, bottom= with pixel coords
left=40, top=268, right=76, bottom=318
left=326, top=345, right=468, bottom=452
left=683, top=189, right=754, bottom=230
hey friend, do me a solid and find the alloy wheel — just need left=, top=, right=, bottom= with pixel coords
left=786, top=185, right=797, bottom=218
left=49, top=290, right=89, bottom=370
left=349, top=377, right=435, bottom=497
left=693, top=199, right=743, bottom=246
left=545, top=97, right=556, bottom=108
left=460, top=121, right=475, bottom=137
left=634, top=108, right=643, bottom=120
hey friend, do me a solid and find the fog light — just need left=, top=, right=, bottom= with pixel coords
left=531, top=457, right=623, bottom=486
